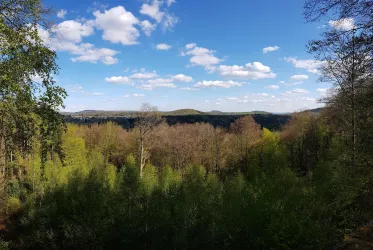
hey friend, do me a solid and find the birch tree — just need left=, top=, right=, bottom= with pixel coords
left=136, top=103, right=161, bottom=177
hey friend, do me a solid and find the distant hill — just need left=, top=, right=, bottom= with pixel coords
left=306, top=108, right=323, bottom=113
left=163, top=109, right=203, bottom=116
left=61, top=108, right=321, bottom=118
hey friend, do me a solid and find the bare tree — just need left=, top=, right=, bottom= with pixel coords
left=230, top=116, right=261, bottom=172
left=310, top=28, right=372, bottom=166
left=135, top=103, right=162, bottom=177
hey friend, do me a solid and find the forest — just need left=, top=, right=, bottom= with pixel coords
left=1, top=0, right=373, bottom=249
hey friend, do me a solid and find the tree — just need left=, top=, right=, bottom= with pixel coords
left=230, top=116, right=261, bottom=172
left=304, top=0, right=373, bottom=33
left=135, top=104, right=162, bottom=177
left=0, top=0, right=66, bottom=187
left=307, top=13, right=373, bottom=166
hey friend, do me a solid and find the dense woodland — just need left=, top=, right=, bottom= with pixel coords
left=1, top=0, right=373, bottom=249
left=63, top=112, right=292, bottom=131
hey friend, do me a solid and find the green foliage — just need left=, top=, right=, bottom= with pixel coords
left=0, top=237, right=9, bottom=250
left=4, top=196, right=21, bottom=216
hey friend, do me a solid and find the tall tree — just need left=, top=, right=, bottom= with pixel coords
left=136, top=103, right=161, bottom=177
left=230, top=116, right=261, bottom=172
left=0, top=0, right=66, bottom=185
left=305, top=0, right=373, bottom=166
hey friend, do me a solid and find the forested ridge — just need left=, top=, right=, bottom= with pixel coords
left=1, top=0, right=373, bottom=249
left=63, top=112, right=292, bottom=131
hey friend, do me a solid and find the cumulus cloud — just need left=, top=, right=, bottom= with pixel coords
left=298, top=97, right=316, bottom=101
left=182, top=43, right=222, bottom=72
left=156, top=43, right=172, bottom=50
left=266, top=85, right=280, bottom=90
left=105, top=76, right=133, bottom=84
left=219, top=62, right=276, bottom=80
left=194, top=80, right=244, bottom=88
left=140, top=0, right=178, bottom=30
left=57, top=9, right=67, bottom=19
left=167, top=0, right=176, bottom=7
left=71, top=46, right=119, bottom=64
left=140, top=20, right=156, bottom=36
left=283, top=88, right=309, bottom=95
left=281, top=81, right=304, bottom=86
left=329, top=18, right=355, bottom=31
left=172, top=74, right=193, bottom=82
left=52, top=20, right=94, bottom=43
left=290, top=74, right=309, bottom=81
left=139, top=78, right=176, bottom=90
left=263, top=46, right=279, bottom=54
left=130, top=72, right=158, bottom=79
left=285, top=57, right=324, bottom=74
left=140, top=0, right=164, bottom=23
left=37, top=22, right=119, bottom=65
left=94, top=6, right=140, bottom=45
left=316, top=88, right=328, bottom=92
left=185, top=43, right=196, bottom=49
left=162, top=13, right=179, bottom=30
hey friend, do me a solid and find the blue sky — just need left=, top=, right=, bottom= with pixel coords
left=39, top=0, right=336, bottom=112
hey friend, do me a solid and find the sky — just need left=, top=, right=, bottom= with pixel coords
left=38, top=0, right=341, bottom=113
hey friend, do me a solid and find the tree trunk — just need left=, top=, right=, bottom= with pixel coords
left=140, top=138, right=145, bottom=178
left=0, top=135, right=5, bottom=188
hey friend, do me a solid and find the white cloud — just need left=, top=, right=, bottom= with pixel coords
left=194, top=80, right=244, bottom=88
left=290, top=74, right=309, bottom=81
left=133, top=93, right=145, bottom=97
left=156, top=43, right=172, bottom=50
left=281, top=81, right=304, bottom=86
left=147, top=78, right=173, bottom=85
left=285, top=57, right=324, bottom=74
left=329, top=18, right=355, bottom=31
left=94, top=6, right=140, bottom=45
left=139, top=78, right=176, bottom=90
left=105, top=76, right=133, bottom=84
left=185, top=43, right=196, bottom=49
left=167, top=0, right=176, bottom=7
left=31, top=74, right=43, bottom=83
left=316, top=88, right=328, bottom=92
left=266, top=85, right=280, bottom=90
left=37, top=23, right=119, bottom=65
left=140, top=20, right=156, bottom=36
left=183, top=44, right=222, bottom=71
left=172, top=74, right=193, bottom=82
left=88, top=92, right=104, bottom=96
left=68, top=85, right=85, bottom=93
left=140, top=0, right=164, bottom=23
left=298, top=97, right=316, bottom=101
left=57, top=9, right=67, bottom=19
left=162, top=13, right=178, bottom=30
left=263, top=46, right=279, bottom=54
left=219, top=62, right=276, bottom=80
left=130, top=72, right=158, bottom=79
left=71, top=46, right=119, bottom=64
left=283, top=88, right=309, bottom=95
left=53, top=20, right=94, bottom=43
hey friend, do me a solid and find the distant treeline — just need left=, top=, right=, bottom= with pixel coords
left=63, top=114, right=291, bottom=130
